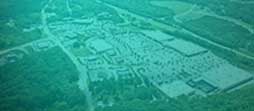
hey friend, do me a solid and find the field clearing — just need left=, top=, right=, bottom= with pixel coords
left=150, top=1, right=193, bottom=14
left=183, top=16, right=254, bottom=53
left=177, top=11, right=204, bottom=22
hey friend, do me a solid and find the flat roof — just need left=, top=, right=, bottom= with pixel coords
left=202, top=64, right=253, bottom=91
left=164, top=39, right=208, bottom=57
left=160, top=80, right=194, bottom=98
left=87, top=39, right=113, bottom=53
left=142, top=30, right=174, bottom=41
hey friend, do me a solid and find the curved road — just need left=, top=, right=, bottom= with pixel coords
left=41, top=0, right=94, bottom=111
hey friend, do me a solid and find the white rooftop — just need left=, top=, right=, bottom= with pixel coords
left=142, top=30, right=174, bottom=41
left=87, top=39, right=113, bottom=53
left=202, top=64, right=253, bottom=91
left=164, top=39, right=208, bottom=57
left=160, top=80, right=194, bottom=98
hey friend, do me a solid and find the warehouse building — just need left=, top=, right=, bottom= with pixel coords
left=164, top=39, right=208, bottom=57
left=201, top=64, right=253, bottom=92
left=160, top=80, right=195, bottom=98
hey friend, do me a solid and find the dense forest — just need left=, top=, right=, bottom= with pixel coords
left=96, top=84, right=254, bottom=111
left=0, top=0, right=45, bottom=50
left=0, top=47, right=88, bottom=111
left=0, top=0, right=46, bottom=26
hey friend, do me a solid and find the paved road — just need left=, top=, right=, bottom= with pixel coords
left=41, top=0, right=94, bottom=111
left=0, top=38, right=50, bottom=55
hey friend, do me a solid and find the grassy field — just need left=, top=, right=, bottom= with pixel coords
left=182, top=16, right=254, bottom=55
left=150, top=0, right=193, bottom=14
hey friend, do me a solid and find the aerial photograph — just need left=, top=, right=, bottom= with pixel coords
left=0, top=0, right=254, bottom=111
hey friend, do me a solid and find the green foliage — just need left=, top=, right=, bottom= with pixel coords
left=0, top=48, right=87, bottom=111
left=0, top=0, right=46, bottom=26
left=46, top=0, right=123, bottom=23
left=0, top=0, right=45, bottom=50
left=96, top=84, right=254, bottom=111
left=178, top=0, right=254, bottom=25
left=101, top=0, right=175, bottom=20
left=0, top=25, right=43, bottom=51
left=183, top=16, right=254, bottom=54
